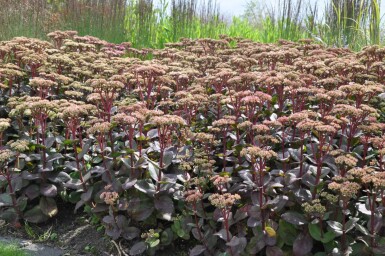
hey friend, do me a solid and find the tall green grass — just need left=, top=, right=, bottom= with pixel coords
left=0, top=0, right=126, bottom=43
left=316, top=0, right=382, bottom=49
left=0, top=0, right=383, bottom=50
left=0, top=241, right=28, bottom=256
left=124, top=0, right=228, bottom=48
left=244, top=0, right=383, bottom=50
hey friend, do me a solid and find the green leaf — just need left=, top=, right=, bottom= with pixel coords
left=17, top=196, right=28, bottom=211
left=148, top=238, right=160, bottom=248
left=0, top=194, right=13, bottom=207
left=0, top=208, right=17, bottom=223
left=62, top=139, right=77, bottom=146
left=68, top=191, right=81, bottom=204
left=278, top=219, right=298, bottom=246
left=24, top=205, right=49, bottom=223
left=110, top=152, right=122, bottom=158
left=309, top=223, right=336, bottom=243
left=308, top=223, right=321, bottom=240
left=160, top=228, right=173, bottom=246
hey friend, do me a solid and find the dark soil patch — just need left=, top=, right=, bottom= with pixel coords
left=0, top=201, right=113, bottom=256
left=0, top=200, right=199, bottom=255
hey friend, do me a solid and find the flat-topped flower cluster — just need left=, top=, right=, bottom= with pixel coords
left=0, top=32, right=385, bottom=255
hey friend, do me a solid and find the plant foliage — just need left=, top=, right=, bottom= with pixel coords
left=0, top=32, right=385, bottom=255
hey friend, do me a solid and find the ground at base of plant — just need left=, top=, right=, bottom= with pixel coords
left=0, top=202, right=194, bottom=256
left=0, top=202, right=113, bottom=256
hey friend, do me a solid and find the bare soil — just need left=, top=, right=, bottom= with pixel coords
left=0, top=201, right=113, bottom=256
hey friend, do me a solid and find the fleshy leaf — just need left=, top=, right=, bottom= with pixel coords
left=39, top=197, right=58, bottom=217
left=281, top=211, right=308, bottom=225
left=129, top=241, right=147, bottom=255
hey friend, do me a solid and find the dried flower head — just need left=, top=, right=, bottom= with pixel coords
left=184, top=189, right=203, bottom=203
left=208, top=193, right=241, bottom=209
left=100, top=191, right=119, bottom=205
left=240, top=146, right=277, bottom=160
left=150, top=115, right=186, bottom=127
left=87, top=121, right=112, bottom=134
left=210, top=174, right=231, bottom=186
left=7, top=140, right=29, bottom=153
left=0, top=149, right=13, bottom=163
left=328, top=180, right=361, bottom=199
left=335, top=154, right=358, bottom=168
left=0, top=118, right=10, bottom=132
left=302, top=199, right=326, bottom=216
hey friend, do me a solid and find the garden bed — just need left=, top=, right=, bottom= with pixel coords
left=0, top=32, right=385, bottom=255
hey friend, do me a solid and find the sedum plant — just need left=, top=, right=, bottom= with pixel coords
left=0, top=32, right=385, bottom=255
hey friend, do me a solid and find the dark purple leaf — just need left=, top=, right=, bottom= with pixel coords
left=80, top=187, right=93, bottom=202
left=162, top=151, right=174, bottom=167
left=266, top=246, right=284, bottom=256
left=11, top=176, right=23, bottom=192
left=122, top=226, right=140, bottom=240
left=47, top=152, right=63, bottom=162
left=191, top=228, right=201, bottom=240
left=281, top=211, right=308, bottom=226
left=21, top=171, right=40, bottom=180
left=24, top=184, right=40, bottom=200
left=122, top=178, right=137, bottom=190
left=64, top=178, right=83, bottom=189
left=129, top=241, right=147, bottom=255
left=266, top=195, right=288, bottom=212
left=39, top=197, right=58, bottom=217
left=214, top=228, right=232, bottom=241
left=44, top=136, right=55, bottom=148
left=106, top=226, right=121, bottom=240
left=247, top=217, right=261, bottom=227
left=134, top=180, right=156, bottom=197
left=147, top=128, right=158, bottom=139
left=47, top=171, right=71, bottom=183
left=246, top=236, right=265, bottom=254
left=115, top=215, right=128, bottom=229
left=117, top=198, right=129, bottom=211
left=293, top=231, right=313, bottom=256
left=128, top=197, right=154, bottom=221
left=74, top=200, right=85, bottom=213
left=148, top=161, right=160, bottom=181
left=78, top=139, right=92, bottom=159
left=301, top=172, right=316, bottom=187
left=190, top=245, right=206, bottom=256
left=154, top=195, right=174, bottom=221
left=226, top=236, right=240, bottom=247
left=40, top=184, right=57, bottom=197
left=103, top=215, right=115, bottom=224
left=234, top=207, right=248, bottom=222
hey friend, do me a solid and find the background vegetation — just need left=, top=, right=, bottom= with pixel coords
left=0, top=241, right=27, bottom=256
left=0, top=0, right=383, bottom=50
